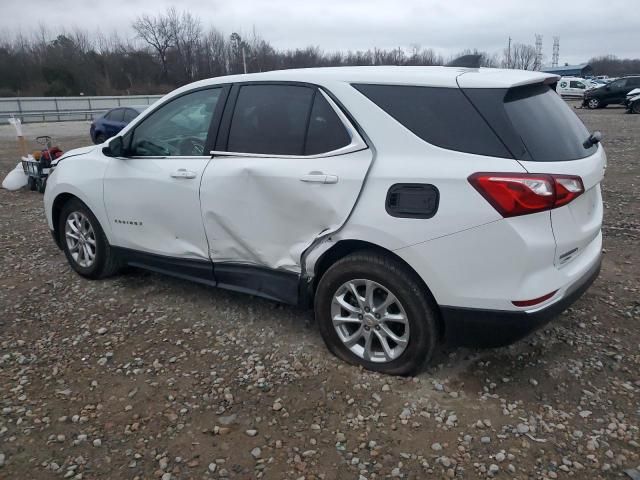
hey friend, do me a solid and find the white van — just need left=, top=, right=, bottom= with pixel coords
left=556, top=77, right=590, bottom=98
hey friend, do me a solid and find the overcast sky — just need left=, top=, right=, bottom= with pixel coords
left=2, top=0, right=637, bottom=64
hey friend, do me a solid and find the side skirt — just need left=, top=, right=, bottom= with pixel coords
left=111, top=247, right=302, bottom=306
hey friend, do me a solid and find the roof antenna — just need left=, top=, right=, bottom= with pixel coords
left=446, top=54, right=482, bottom=68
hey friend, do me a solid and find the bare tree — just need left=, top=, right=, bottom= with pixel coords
left=503, top=43, right=537, bottom=70
left=132, top=12, right=173, bottom=80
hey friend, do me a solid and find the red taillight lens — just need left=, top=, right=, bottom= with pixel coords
left=512, top=290, right=558, bottom=307
left=468, top=173, right=584, bottom=217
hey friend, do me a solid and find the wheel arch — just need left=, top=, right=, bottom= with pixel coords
left=51, top=192, right=79, bottom=249
left=308, top=239, right=444, bottom=337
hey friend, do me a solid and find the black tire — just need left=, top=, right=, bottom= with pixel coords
left=95, top=133, right=107, bottom=144
left=27, top=176, right=37, bottom=191
left=632, top=102, right=640, bottom=115
left=58, top=198, right=121, bottom=279
left=586, top=98, right=600, bottom=109
left=315, top=251, right=438, bottom=376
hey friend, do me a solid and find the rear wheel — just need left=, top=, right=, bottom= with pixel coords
left=59, top=198, right=120, bottom=279
left=586, top=98, right=600, bottom=109
left=632, top=101, right=640, bottom=114
left=315, top=251, right=438, bottom=376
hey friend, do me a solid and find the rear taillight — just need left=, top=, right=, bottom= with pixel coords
left=468, top=173, right=584, bottom=217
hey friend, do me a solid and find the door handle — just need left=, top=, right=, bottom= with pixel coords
left=170, top=169, right=197, bottom=179
left=300, top=172, right=339, bottom=184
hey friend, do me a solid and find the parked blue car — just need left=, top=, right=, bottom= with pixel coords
left=90, top=106, right=146, bottom=144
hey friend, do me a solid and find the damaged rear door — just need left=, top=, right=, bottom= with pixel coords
left=200, top=82, right=371, bottom=273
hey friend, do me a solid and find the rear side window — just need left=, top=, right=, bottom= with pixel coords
left=628, top=77, right=640, bottom=87
left=123, top=108, right=139, bottom=123
left=305, top=93, right=351, bottom=155
left=570, top=81, right=585, bottom=89
left=228, top=85, right=314, bottom=155
left=105, top=109, right=124, bottom=122
left=353, top=84, right=511, bottom=158
left=501, top=84, right=595, bottom=161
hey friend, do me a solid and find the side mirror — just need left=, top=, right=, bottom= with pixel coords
left=103, top=136, right=124, bottom=157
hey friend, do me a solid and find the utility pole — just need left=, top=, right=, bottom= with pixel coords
left=242, top=47, right=247, bottom=74
left=507, top=36, right=512, bottom=69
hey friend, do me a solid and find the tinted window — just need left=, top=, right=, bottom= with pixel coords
left=129, top=88, right=221, bottom=157
left=227, top=85, right=314, bottom=155
left=502, top=84, right=595, bottom=161
left=105, top=109, right=124, bottom=122
left=627, top=77, right=640, bottom=87
left=609, top=79, right=626, bottom=89
left=123, top=108, right=139, bottom=123
left=570, top=81, right=585, bottom=89
left=305, top=93, right=351, bottom=155
left=353, top=84, right=511, bottom=158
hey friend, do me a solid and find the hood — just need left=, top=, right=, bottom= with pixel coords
left=52, top=145, right=96, bottom=166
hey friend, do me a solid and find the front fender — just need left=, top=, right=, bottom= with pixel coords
left=44, top=154, right=113, bottom=243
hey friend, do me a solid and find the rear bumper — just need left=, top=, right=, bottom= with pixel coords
left=441, top=254, right=601, bottom=347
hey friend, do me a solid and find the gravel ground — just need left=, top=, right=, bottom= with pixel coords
left=0, top=104, right=639, bottom=479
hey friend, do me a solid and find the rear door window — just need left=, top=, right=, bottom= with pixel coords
left=227, top=85, right=314, bottom=156
left=305, top=93, right=351, bottom=155
left=353, top=84, right=511, bottom=158
left=570, top=81, right=585, bottom=89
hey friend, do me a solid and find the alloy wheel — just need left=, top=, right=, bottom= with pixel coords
left=65, top=211, right=97, bottom=268
left=331, top=279, right=410, bottom=363
left=588, top=99, right=599, bottom=109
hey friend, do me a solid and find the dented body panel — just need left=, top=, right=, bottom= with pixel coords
left=200, top=149, right=373, bottom=271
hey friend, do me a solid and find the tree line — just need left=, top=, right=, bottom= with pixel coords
left=0, top=8, right=637, bottom=97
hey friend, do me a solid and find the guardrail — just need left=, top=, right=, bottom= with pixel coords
left=0, top=95, right=164, bottom=124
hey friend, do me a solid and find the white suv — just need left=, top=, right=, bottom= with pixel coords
left=44, top=67, right=605, bottom=375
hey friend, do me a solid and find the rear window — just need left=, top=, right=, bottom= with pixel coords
left=353, top=84, right=511, bottom=158
left=500, top=84, right=595, bottom=161
left=459, top=84, right=596, bottom=162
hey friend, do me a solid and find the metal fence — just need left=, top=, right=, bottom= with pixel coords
left=0, top=95, right=164, bottom=124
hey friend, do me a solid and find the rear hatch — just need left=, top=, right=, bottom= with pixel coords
left=458, top=75, right=605, bottom=267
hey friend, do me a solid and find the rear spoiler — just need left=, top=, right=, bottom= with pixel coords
left=456, top=69, right=560, bottom=89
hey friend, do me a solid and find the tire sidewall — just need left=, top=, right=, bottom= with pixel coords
left=588, top=98, right=600, bottom=109
left=59, top=199, right=108, bottom=279
left=315, top=256, right=436, bottom=375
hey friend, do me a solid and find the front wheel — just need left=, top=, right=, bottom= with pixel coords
left=586, top=98, right=600, bottom=109
left=59, top=198, right=120, bottom=279
left=315, top=251, right=438, bottom=376
left=632, top=102, right=640, bottom=114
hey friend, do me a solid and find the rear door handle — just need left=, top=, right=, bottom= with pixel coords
left=300, top=172, right=339, bottom=184
left=170, top=169, right=197, bottom=179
